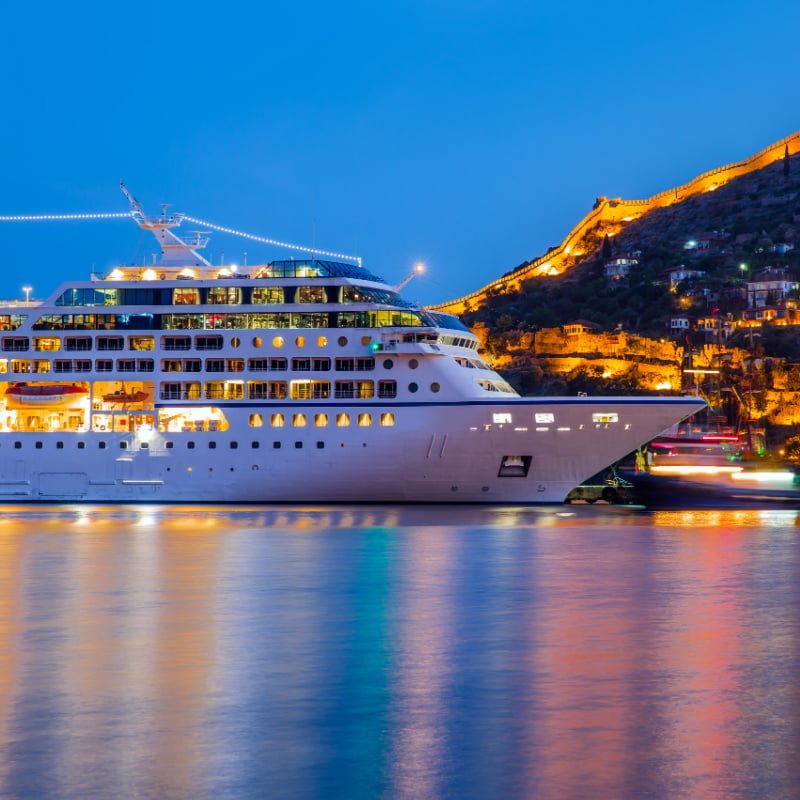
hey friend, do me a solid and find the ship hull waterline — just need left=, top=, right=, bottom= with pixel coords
left=0, top=397, right=703, bottom=504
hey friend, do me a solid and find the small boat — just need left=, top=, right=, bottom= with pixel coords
left=4, top=383, right=88, bottom=407
left=102, top=389, right=148, bottom=404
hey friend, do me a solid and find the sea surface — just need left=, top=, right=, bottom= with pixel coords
left=1, top=504, right=799, bottom=800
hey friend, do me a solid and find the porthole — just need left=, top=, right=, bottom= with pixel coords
left=383, top=359, right=394, bottom=370
left=317, top=336, right=327, bottom=348
left=409, top=358, right=419, bottom=369
left=209, top=441, right=216, bottom=449
left=273, top=336, right=284, bottom=349
left=295, top=441, right=303, bottom=449
left=77, top=441, right=85, bottom=449
left=166, top=441, right=174, bottom=449
left=253, top=336, right=263, bottom=348
left=251, top=441, right=260, bottom=449
left=188, top=441, right=195, bottom=449
left=231, top=336, right=240, bottom=349
left=338, top=336, right=348, bottom=347
left=230, top=441, right=238, bottom=449
left=430, top=382, right=440, bottom=393
left=409, top=382, right=418, bottom=393
left=56, top=441, right=64, bottom=449
left=296, top=336, right=305, bottom=348
left=361, top=336, right=372, bottom=346
left=316, top=441, right=325, bottom=449
left=273, top=441, right=281, bottom=449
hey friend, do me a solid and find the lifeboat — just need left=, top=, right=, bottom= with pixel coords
left=102, top=389, right=148, bottom=404
left=4, top=383, right=88, bottom=407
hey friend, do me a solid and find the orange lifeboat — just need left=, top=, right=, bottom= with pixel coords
left=102, top=389, right=148, bottom=404
left=4, top=383, right=88, bottom=407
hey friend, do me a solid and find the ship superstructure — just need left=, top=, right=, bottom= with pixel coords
left=0, top=191, right=704, bottom=502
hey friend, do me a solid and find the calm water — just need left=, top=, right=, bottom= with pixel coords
left=1, top=505, right=799, bottom=800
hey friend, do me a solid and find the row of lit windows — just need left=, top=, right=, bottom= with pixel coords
left=158, top=380, right=398, bottom=401
left=56, top=285, right=390, bottom=308
left=0, top=359, right=156, bottom=374
left=249, top=412, right=394, bottom=428
left=32, top=311, right=426, bottom=332
left=163, top=357, right=379, bottom=373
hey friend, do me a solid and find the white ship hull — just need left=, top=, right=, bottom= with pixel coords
left=0, top=397, right=702, bottom=503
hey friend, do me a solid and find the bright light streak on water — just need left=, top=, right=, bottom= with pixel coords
left=0, top=505, right=799, bottom=799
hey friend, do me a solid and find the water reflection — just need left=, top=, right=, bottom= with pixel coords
left=0, top=505, right=798, bottom=799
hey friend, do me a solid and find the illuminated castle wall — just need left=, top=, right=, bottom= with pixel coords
left=431, top=132, right=800, bottom=315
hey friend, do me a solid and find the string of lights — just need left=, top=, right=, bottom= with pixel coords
left=0, top=210, right=362, bottom=266
left=183, top=215, right=362, bottom=266
left=0, top=212, right=133, bottom=221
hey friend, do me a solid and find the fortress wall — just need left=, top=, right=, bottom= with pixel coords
left=431, top=132, right=800, bottom=315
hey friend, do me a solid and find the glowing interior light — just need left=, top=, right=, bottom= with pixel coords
left=655, top=380, right=672, bottom=391
left=142, top=268, right=157, bottom=281
left=109, top=268, right=125, bottom=280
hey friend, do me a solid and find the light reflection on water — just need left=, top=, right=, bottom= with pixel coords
left=0, top=505, right=799, bottom=799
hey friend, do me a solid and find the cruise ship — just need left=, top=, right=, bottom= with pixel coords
left=0, top=192, right=704, bottom=503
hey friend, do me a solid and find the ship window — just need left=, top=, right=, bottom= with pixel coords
left=312, top=358, right=331, bottom=371
left=128, top=336, right=154, bottom=351
left=383, top=359, right=394, bottom=369
left=293, top=413, right=307, bottom=427
left=13, top=442, right=20, bottom=449
left=252, top=287, right=284, bottom=304
left=230, top=441, right=238, bottom=449
left=117, top=359, right=136, bottom=372
left=408, top=382, right=418, bottom=393
left=231, top=337, right=240, bottom=350
left=2, top=337, right=29, bottom=352
left=317, top=336, right=327, bottom=348
left=316, top=441, right=325, bottom=449
left=162, top=336, right=191, bottom=351
left=430, top=382, right=440, bottom=393
left=271, top=413, right=285, bottom=428
left=195, top=335, right=224, bottom=351
left=35, top=441, right=43, bottom=449
left=291, top=381, right=311, bottom=400
left=273, top=441, right=281, bottom=449
left=315, top=413, right=328, bottom=427
left=336, top=358, right=355, bottom=371
left=252, top=441, right=260, bottom=448
left=296, top=336, right=305, bottom=348
left=99, top=442, right=107, bottom=449
left=336, top=413, right=350, bottom=427
left=380, top=412, right=395, bottom=427
left=33, top=360, right=51, bottom=374
left=162, top=359, right=182, bottom=372
left=378, top=380, right=397, bottom=399
left=361, top=336, right=371, bottom=346
left=173, top=288, right=200, bottom=305
left=249, top=413, right=263, bottom=428
left=206, top=358, right=225, bottom=372
left=498, top=455, right=532, bottom=478
left=209, top=441, right=217, bottom=449
left=409, top=358, right=419, bottom=369
left=338, top=336, right=348, bottom=347
left=33, top=337, right=60, bottom=352
left=592, top=413, right=619, bottom=424
left=356, top=380, right=374, bottom=398
left=64, top=337, right=92, bottom=351
left=273, top=336, right=284, bottom=349
left=207, top=286, right=242, bottom=305
left=166, top=442, right=174, bottom=449
left=293, top=358, right=312, bottom=371
left=227, top=359, right=245, bottom=372
left=56, top=441, right=64, bottom=449
left=77, top=441, right=85, bottom=449
left=253, top=336, right=262, bottom=348
left=188, top=441, right=195, bottom=449
left=75, top=360, right=92, bottom=373
left=296, top=286, right=326, bottom=303
left=535, top=413, right=554, bottom=424
left=357, top=413, right=372, bottom=427
left=335, top=381, right=354, bottom=399
left=295, top=441, right=303, bottom=449
left=120, top=441, right=127, bottom=449
left=137, top=359, right=154, bottom=372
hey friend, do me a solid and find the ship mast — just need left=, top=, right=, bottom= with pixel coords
left=120, top=181, right=211, bottom=267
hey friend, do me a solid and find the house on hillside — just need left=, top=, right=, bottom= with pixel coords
left=604, top=257, right=638, bottom=281
left=669, top=315, right=692, bottom=335
left=770, top=242, right=795, bottom=255
left=667, top=267, right=706, bottom=290
left=562, top=320, right=602, bottom=337
left=746, top=268, right=798, bottom=308
left=696, top=314, right=734, bottom=341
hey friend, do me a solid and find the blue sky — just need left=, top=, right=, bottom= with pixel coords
left=1, top=0, right=799, bottom=305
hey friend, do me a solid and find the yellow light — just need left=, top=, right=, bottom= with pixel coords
left=109, top=268, right=124, bottom=280
left=142, top=268, right=157, bottom=281
left=730, top=471, right=796, bottom=483
left=414, top=262, right=425, bottom=274
left=655, top=380, right=672, bottom=391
